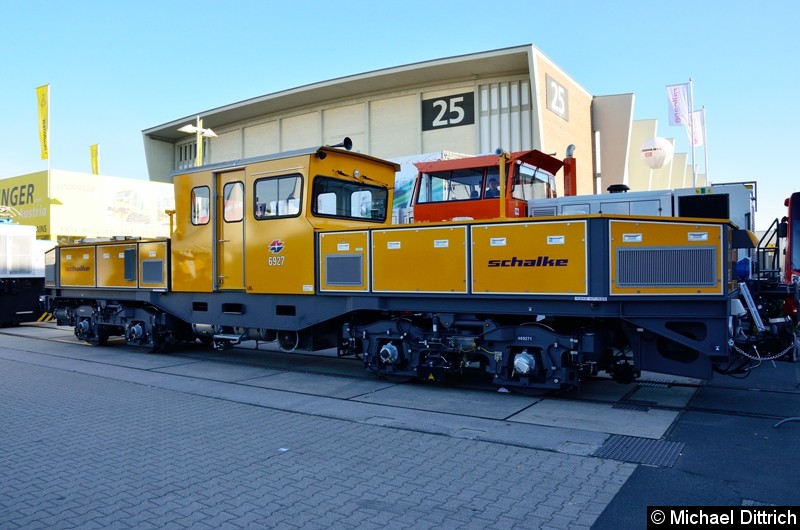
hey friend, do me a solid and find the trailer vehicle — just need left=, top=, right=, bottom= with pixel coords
left=44, top=141, right=799, bottom=392
left=0, top=208, right=52, bottom=326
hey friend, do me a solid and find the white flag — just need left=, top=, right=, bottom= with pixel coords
left=690, top=109, right=705, bottom=147
left=666, top=83, right=690, bottom=126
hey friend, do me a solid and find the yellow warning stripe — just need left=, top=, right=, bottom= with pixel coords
left=36, top=313, right=56, bottom=322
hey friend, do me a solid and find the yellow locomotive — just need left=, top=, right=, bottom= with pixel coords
left=45, top=140, right=798, bottom=392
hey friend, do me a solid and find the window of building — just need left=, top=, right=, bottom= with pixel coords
left=312, top=176, right=387, bottom=222
left=191, top=186, right=210, bottom=225
left=176, top=138, right=211, bottom=170
left=254, top=175, right=302, bottom=219
left=479, top=79, right=533, bottom=154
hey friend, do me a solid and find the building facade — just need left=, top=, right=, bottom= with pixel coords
left=142, top=44, right=702, bottom=199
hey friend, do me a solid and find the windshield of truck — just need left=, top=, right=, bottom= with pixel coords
left=416, top=168, right=483, bottom=203
left=511, top=161, right=553, bottom=200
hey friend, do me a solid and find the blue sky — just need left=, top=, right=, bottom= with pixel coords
left=1, top=0, right=797, bottom=229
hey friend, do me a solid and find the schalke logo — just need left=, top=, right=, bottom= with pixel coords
left=488, top=256, right=568, bottom=267
left=268, top=239, right=284, bottom=254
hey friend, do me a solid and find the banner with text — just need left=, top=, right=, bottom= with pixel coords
left=666, top=83, right=689, bottom=127
left=90, top=144, right=99, bottom=175
left=36, top=84, right=49, bottom=160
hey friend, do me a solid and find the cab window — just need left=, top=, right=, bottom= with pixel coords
left=254, top=175, right=302, bottom=219
left=223, top=182, right=244, bottom=222
left=417, top=168, right=484, bottom=203
left=511, top=162, right=553, bottom=200
left=191, top=186, right=210, bottom=225
left=483, top=167, right=500, bottom=198
left=312, top=176, right=387, bottom=222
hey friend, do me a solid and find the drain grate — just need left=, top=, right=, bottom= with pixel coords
left=593, top=434, right=685, bottom=467
left=637, top=379, right=673, bottom=388
left=612, top=401, right=653, bottom=412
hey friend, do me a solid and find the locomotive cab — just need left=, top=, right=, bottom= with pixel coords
left=170, top=142, right=399, bottom=296
left=47, top=140, right=401, bottom=351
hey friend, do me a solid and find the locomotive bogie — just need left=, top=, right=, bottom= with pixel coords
left=351, top=313, right=609, bottom=390
left=52, top=299, right=184, bottom=351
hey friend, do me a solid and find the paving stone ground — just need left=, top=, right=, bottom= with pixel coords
left=0, top=358, right=636, bottom=529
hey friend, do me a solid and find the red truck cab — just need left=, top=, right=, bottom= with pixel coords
left=410, top=149, right=567, bottom=223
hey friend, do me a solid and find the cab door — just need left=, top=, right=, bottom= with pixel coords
left=216, top=170, right=245, bottom=290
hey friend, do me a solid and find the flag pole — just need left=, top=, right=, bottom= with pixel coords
left=701, top=106, right=708, bottom=181
left=688, top=78, right=696, bottom=187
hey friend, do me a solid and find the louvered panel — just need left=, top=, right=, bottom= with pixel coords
left=617, top=247, right=716, bottom=287
left=325, top=254, right=363, bottom=286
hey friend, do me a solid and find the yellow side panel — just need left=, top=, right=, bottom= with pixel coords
left=138, top=240, right=169, bottom=289
left=171, top=172, right=213, bottom=292
left=96, top=243, right=137, bottom=288
left=244, top=218, right=316, bottom=294
left=372, top=226, right=468, bottom=293
left=319, top=231, right=370, bottom=292
left=610, top=220, right=724, bottom=295
left=471, top=221, right=588, bottom=295
left=59, top=246, right=96, bottom=287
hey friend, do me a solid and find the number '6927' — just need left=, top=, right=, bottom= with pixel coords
left=268, top=256, right=285, bottom=266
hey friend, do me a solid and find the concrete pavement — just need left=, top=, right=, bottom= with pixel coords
left=0, top=324, right=797, bottom=529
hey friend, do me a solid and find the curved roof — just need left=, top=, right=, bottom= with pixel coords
left=143, top=45, right=540, bottom=142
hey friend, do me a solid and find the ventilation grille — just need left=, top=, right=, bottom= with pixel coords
left=326, top=254, right=363, bottom=286
left=141, top=260, right=164, bottom=285
left=529, top=206, right=557, bottom=217
left=617, top=247, right=716, bottom=287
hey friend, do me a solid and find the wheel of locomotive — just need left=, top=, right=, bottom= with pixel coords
left=373, top=342, right=415, bottom=383
left=607, top=346, right=636, bottom=384
left=150, top=330, right=173, bottom=354
left=277, top=330, right=299, bottom=352
left=86, top=324, right=110, bottom=346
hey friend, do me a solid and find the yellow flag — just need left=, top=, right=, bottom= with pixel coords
left=90, top=144, right=99, bottom=175
left=36, top=84, right=49, bottom=160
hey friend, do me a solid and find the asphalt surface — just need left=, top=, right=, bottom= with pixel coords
left=0, top=323, right=798, bottom=529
